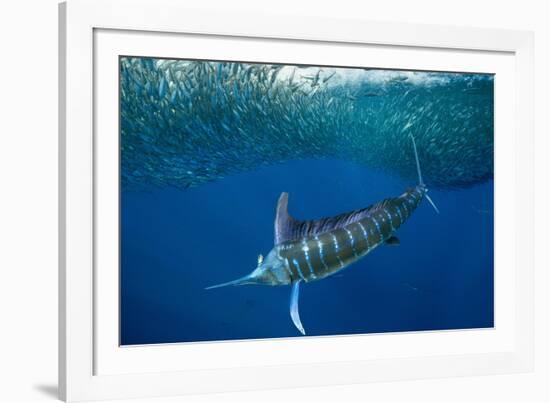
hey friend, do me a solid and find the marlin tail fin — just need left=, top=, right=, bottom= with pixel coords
left=410, top=134, right=439, bottom=214
left=425, top=194, right=440, bottom=214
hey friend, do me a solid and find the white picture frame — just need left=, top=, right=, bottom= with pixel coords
left=59, top=0, right=534, bottom=401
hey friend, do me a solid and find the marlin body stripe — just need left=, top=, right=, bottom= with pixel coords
left=206, top=135, right=438, bottom=335
left=276, top=187, right=424, bottom=284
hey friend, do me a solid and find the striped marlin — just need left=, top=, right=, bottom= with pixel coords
left=206, top=135, right=439, bottom=335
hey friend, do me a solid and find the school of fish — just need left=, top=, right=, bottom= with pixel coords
left=120, top=57, right=494, bottom=190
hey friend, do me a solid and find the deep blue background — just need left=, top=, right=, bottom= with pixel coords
left=120, top=159, right=494, bottom=345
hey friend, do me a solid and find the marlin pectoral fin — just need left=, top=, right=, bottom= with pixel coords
left=385, top=235, right=400, bottom=246
left=290, top=281, right=306, bottom=335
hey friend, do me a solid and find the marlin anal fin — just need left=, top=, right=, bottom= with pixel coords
left=385, top=235, right=400, bottom=246
left=290, top=281, right=306, bottom=335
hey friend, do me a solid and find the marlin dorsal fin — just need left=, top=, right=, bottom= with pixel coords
left=274, top=192, right=390, bottom=245
left=275, top=192, right=298, bottom=244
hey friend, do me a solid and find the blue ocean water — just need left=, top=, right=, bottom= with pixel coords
left=121, top=159, right=493, bottom=345
left=120, top=59, right=494, bottom=345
